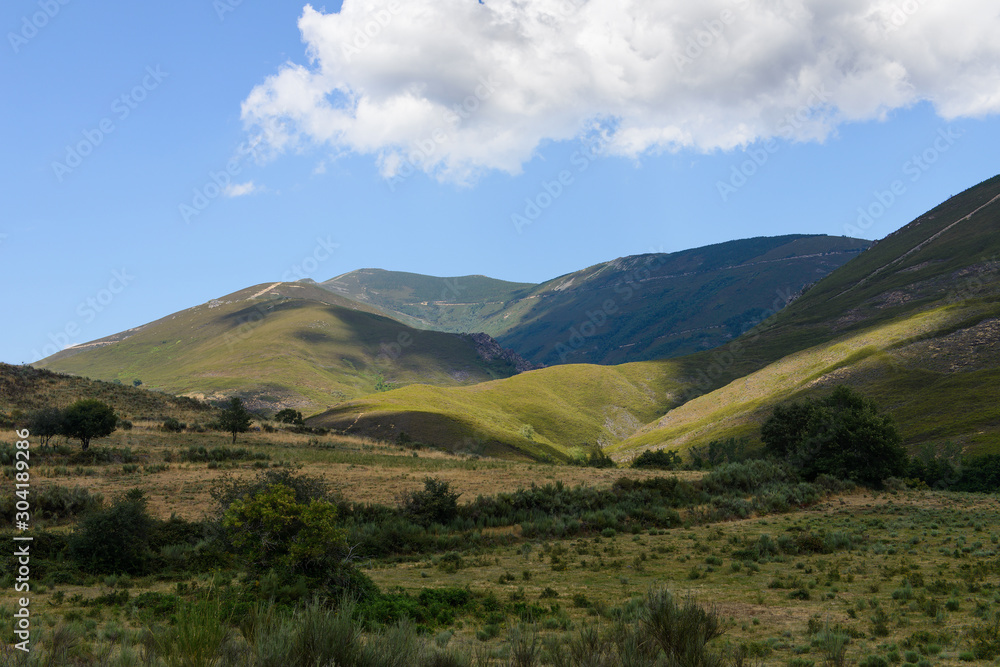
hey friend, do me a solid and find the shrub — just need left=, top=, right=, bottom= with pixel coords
left=402, top=478, right=460, bottom=527
left=570, top=447, right=616, bottom=468
left=223, top=484, right=346, bottom=575
left=161, top=417, right=184, bottom=433
left=641, top=588, right=726, bottom=666
left=631, top=448, right=682, bottom=469
left=69, top=489, right=153, bottom=575
left=274, top=408, right=305, bottom=425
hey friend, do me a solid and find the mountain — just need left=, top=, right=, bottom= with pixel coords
left=322, top=234, right=871, bottom=366
left=36, top=282, right=531, bottom=414
left=616, top=174, right=1000, bottom=457
left=311, top=175, right=1000, bottom=460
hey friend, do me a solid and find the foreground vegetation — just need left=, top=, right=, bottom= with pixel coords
left=2, top=414, right=1000, bottom=665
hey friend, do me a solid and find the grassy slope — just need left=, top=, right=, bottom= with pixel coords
left=309, top=359, right=692, bottom=460
left=36, top=282, right=523, bottom=415
left=312, top=175, right=1000, bottom=460
left=0, top=363, right=214, bottom=423
left=322, top=235, right=870, bottom=366
left=616, top=174, right=1000, bottom=457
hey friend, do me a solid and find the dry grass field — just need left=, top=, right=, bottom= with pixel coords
left=4, top=424, right=1000, bottom=666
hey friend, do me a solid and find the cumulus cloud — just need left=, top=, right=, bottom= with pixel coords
left=241, top=0, right=1000, bottom=183
left=224, top=181, right=258, bottom=197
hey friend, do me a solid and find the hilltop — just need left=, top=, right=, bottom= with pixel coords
left=323, top=234, right=870, bottom=366
left=36, top=282, right=530, bottom=415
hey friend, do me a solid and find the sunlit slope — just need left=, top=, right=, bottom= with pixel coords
left=616, top=175, right=1000, bottom=457
left=311, top=175, right=1000, bottom=460
left=308, top=359, right=691, bottom=460
left=37, top=282, right=523, bottom=414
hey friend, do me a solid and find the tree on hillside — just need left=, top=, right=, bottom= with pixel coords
left=61, top=399, right=118, bottom=451
left=27, top=407, right=64, bottom=450
left=219, top=397, right=253, bottom=444
left=761, top=386, right=907, bottom=487
left=274, top=408, right=304, bottom=426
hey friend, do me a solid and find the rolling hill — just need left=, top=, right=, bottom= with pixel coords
left=311, top=175, right=1000, bottom=460
left=322, top=234, right=871, bottom=366
left=36, top=282, right=531, bottom=414
left=0, top=362, right=215, bottom=425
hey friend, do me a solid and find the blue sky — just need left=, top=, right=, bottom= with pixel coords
left=2, top=0, right=999, bottom=364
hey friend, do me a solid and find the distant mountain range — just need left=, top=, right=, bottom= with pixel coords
left=38, top=282, right=530, bottom=414
left=321, top=234, right=870, bottom=366
left=37, top=235, right=864, bottom=418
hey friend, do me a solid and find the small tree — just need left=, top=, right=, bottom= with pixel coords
left=218, top=397, right=252, bottom=444
left=61, top=399, right=118, bottom=451
left=762, top=386, right=907, bottom=487
left=69, top=489, right=153, bottom=574
left=274, top=408, right=304, bottom=425
left=27, top=407, right=64, bottom=450
left=402, top=477, right=460, bottom=527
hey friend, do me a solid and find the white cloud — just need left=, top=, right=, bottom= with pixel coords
left=224, top=181, right=258, bottom=198
left=241, top=0, right=1000, bottom=183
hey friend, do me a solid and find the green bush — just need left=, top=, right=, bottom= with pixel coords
left=161, top=417, right=184, bottom=433
left=631, top=449, right=682, bottom=469
left=762, top=386, right=907, bottom=487
left=69, top=489, right=153, bottom=575
left=402, top=478, right=460, bottom=527
left=641, top=588, right=726, bottom=666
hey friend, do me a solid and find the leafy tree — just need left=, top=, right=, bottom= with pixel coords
left=69, top=489, right=152, bottom=574
left=218, top=397, right=252, bottom=443
left=27, top=406, right=63, bottom=450
left=402, top=477, right=460, bottom=527
left=761, top=386, right=907, bottom=487
left=274, top=408, right=304, bottom=425
left=61, top=399, right=118, bottom=451
left=132, top=379, right=143, bottom=387
left=632, top=448, right=682, bottom=470
left=223, top=484, right=347, bottom=575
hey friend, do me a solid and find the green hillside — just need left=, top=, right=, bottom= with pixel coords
left=309, top=358, right=691, bottom=460
left=0, top=363, right=214, bottom=424
left=322, top=235, right=870, bottom=366
left=617, top=174, right=1000, bottom=457
left=312, top=175, right=1000, bottom=460
left=36, top=282, right=526, bottom=415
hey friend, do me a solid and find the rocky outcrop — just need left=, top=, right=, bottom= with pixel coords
left=464, top=333, right=541, bottom=373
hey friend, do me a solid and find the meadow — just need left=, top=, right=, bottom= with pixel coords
left=3, top=422, right=1000, bottom=666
